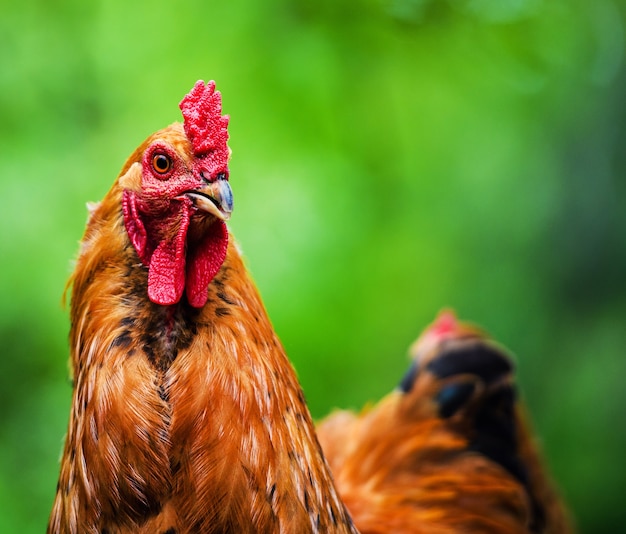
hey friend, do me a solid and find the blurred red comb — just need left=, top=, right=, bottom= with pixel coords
left=179, top=80, right=230, bottom=157
left=428, top=309, right=458, bottom=338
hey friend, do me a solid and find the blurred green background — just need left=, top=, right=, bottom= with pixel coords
left=2, top=0, right=625, bottom=532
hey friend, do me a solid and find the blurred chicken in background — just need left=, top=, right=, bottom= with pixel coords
left=319, top=311, right=572, bottom=534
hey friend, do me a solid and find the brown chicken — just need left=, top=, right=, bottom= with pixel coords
left=49, top=81, right=570, bottom=533
left=317, top=311, right=573, bottom=534
left=49, top=81, right=357, bottom=533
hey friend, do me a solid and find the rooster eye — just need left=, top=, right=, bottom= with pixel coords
left=152, top=153, right=172, bottom=175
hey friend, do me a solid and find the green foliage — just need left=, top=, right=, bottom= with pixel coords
left=1, top=0, right=625, bottom=531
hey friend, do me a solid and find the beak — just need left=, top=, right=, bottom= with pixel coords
left=185, top=178, right=233, bottom=221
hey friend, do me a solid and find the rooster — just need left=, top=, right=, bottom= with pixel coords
left=49, top=81, right=570, bottom=533
left=49, top=80, right=356, bottom=533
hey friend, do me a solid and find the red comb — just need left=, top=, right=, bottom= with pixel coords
left=429, top=309, right=458, bottom=338
left=180, top=80, right=230, bottom=158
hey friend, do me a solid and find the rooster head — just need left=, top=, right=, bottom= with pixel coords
left=118, top=80, right=232, bottom=308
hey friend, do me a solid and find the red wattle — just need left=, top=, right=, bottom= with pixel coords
left=186, top=221, right=228, bottom=308
left=146, top=206, right=190, bottom=306
left=122, top=191, right=148, bottom=262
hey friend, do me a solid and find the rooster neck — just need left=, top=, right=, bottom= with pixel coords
left=86, top=225, right=226, bottom=373
left=124, top=291, right=203, bottom=373
left=60, top=206, right=358, bottom=533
